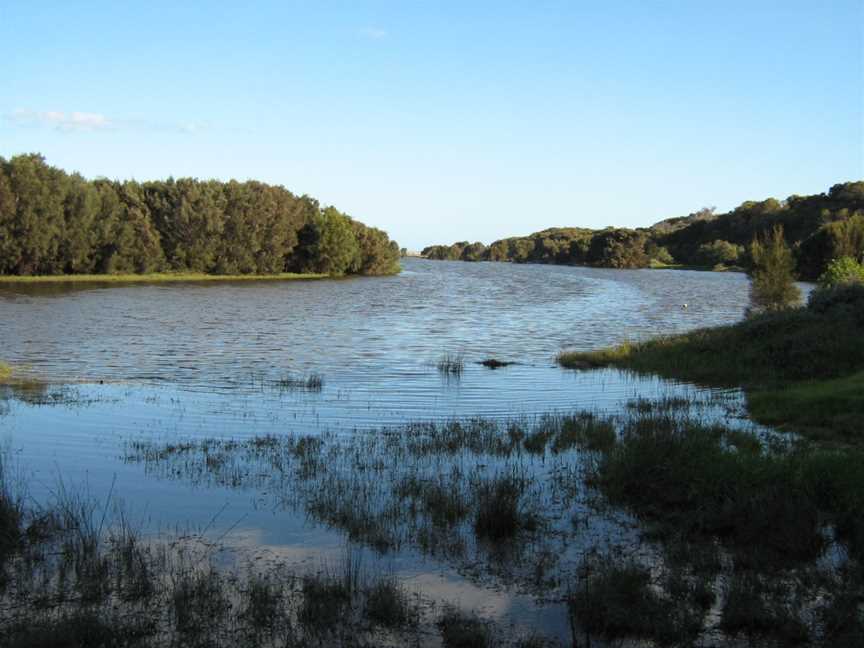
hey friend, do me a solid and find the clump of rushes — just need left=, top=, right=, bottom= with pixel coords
left=437, top=353, right=465, bottom=376
left=567, top=556, right=703, bottom=646
left=437, top=608, right=492, bottom=648
left=276, top=372, right=324, bottom=392
left=472, top=474, right=537, bottom=541
left=364, top=577, right=413, bottom=628
left=244, top=574, right=283, bottom=631
left=171, top=567, right=230, bottom=637
left=720, top=574, right=810, bottom=645
left=551, top=412, right=616, bottom=453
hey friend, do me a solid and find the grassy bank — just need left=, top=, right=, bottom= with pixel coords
left=0, top=272, right=330, bottom=284
left=558, top=286, right=864, bottom=444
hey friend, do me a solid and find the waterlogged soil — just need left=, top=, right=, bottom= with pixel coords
left=0, top=259, right=816, bottom=643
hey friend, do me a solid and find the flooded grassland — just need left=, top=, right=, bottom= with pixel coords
left=3, top=259, right=851, bottom=647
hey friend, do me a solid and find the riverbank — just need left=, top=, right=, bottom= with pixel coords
left=558, top=285, right=864, bottom=445
left=0, top=272, right=332, bottom=284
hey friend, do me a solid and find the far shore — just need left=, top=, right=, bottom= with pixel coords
left=0, top=271, right=331, bottom=284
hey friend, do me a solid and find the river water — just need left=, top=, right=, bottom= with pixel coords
left=0, top=259, right=803, bottom=641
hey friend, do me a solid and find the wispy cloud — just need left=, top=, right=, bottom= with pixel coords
left=359, top=27, right=387, bottom=40
left=5, top=109, right=208, bottom=134
left=7, top=109, right=112, bottom=131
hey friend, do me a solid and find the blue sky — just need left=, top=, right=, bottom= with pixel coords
left=2, top=1, right=862, bottom=249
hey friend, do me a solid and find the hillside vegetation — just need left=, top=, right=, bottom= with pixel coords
left=0, top=154, right=400, bottom=278
left=423, top=182, right=864, bottom=280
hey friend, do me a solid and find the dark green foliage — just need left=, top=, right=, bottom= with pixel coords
left=567, top=558, right=703, bottom=645
left=0, top=154, right=400, bottom=278
left=364, top=578, right=412, bottom=627
left=298, top=574, right=351, bottom=630
left=808, top=282, right=864, bottom=325
left=172, top=568, right=230, bottom=636
left=561, top=304, right=864, bottom=386
left=720, top=575, right=810, bottom=645
left=586, top=228, right=649, bottom=268
left=818, top=255, right=864, bottom=287
left=5, top=612, right=152, bottom=648
left=437, top=609, right=491, bottom=648
left=695, top=239, right=743, bottom=267
left=748, top=225, right=802, bottom=313
left=472, top=474, right=536, bottom=540
left=593, top=415, right=864, bottom=563
left=422, top=181, right=864, bottom=278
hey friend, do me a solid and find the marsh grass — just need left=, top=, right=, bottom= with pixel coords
left=437, top=608, right=492, bottom=648
left=720, top=574, right=811, bottom=645
left=748, top=371, right=864, bottom=445
left=472, top=474, right=537, bottom=541
left=567, top=556, right=704, bottom=646
left=119, top=404, right=864, bottom=646
left=437, top=353, right=465, bottom=376
left=558, top=299, right=864, bottom=447
left=275, top=372, right=324, bottom=392
left=592, top=414, right=864, bottom=565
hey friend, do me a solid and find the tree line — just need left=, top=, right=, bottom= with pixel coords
left=0, top=154, right=401, bottom=277
left=421, top=182, right=864, bottom=280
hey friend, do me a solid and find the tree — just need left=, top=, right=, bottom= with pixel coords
left=695, top=240, right=743, bottom=267
left=748, top=226, right=801, bottom=313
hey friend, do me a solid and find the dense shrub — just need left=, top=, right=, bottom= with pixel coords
left=818, top=256, right=864, bottom=287
left=808, top=283, right=864, bottom=326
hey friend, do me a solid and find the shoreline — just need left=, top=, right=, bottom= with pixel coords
left=0, top=271, right=333, bottom=285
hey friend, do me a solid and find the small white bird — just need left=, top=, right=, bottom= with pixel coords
left=681, top=303, right=688, bottom=309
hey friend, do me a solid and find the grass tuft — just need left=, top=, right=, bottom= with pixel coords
left=437, top=608, right=491, bottom=648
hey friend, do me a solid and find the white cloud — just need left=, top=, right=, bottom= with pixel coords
left=5, top=109, right=208, bottom=134
left=7, top=109, right=112, bottom=131
left=359, top=27, right=387, bottom=40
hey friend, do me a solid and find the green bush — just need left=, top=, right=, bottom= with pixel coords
left=818, top=256, right=864, bottom=288
left=808, top=283, right=864, bottom=326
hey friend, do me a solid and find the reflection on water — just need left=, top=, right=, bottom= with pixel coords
left=0, top=260, right=798, bottom=641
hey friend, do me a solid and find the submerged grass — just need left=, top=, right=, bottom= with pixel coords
left=437, top=353, right=465, bottom=376
left=275, top=372, right=324, bottom=392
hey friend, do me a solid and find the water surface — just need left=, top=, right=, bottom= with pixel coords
left=0, top=259, right=796, bottom=641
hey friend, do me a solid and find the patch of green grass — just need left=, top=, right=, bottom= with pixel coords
left=559, top=297, right=864, bottom=446
left=0, top=362, right=12, bottom=382
left=592, top=415, right=864, bottom=564
left=0, top=271, right=328, bottom=284
left=559, top=307, right=864, bottom=385
left=748, top=371, right=864, bottom=446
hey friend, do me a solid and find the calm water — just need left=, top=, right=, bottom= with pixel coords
left=0, top=259, right=804, bottom=641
